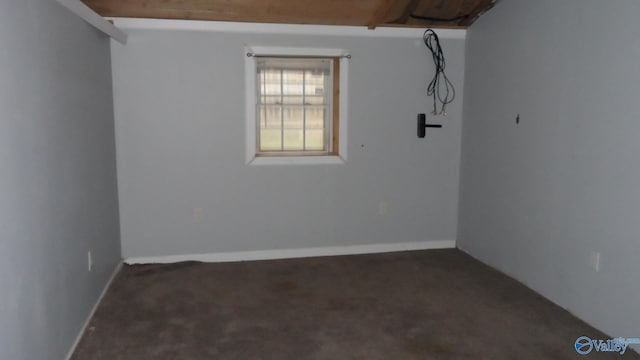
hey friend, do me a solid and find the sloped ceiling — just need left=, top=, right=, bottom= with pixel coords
left=83, top=0, right=496, bottom=29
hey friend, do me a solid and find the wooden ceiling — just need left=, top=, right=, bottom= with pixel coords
left=83, top=0, right=496, bottom=29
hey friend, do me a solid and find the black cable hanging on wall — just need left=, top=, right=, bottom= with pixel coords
left=423, top=29, right=455, bottom=116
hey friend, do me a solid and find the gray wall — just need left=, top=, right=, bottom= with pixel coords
left=111, top=29, right=465, bottom=258
left=0, top=1, right=121, bottom=359
left=460, top=0, right=640, bottom=340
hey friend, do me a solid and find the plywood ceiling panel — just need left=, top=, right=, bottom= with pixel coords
left=82, top=0, right=496, bottom=29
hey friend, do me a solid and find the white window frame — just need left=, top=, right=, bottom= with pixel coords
left=245, top=46, right=349, bottom=165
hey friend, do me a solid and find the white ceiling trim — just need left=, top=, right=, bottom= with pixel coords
left=109, top=18, right=466, bottom=39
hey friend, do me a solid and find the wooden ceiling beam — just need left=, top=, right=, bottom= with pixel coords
left=80, top=0, right=494, bottom=29
left=457, top=0, right=495, bottom=26
left=398, top=0, right=422, bottom=24
left=82, top=0, right=378, bottom=25
left=367, top=0, right=398, bottom=29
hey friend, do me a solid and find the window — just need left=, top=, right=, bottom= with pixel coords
left=245, top=47, right=348, bottom=165
left=257, top=57, right=337, bottom=155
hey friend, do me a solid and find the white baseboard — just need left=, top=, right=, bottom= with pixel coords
left=64, top=261, right=123, bottom=360
left=125, top=240, right=456, bottom=264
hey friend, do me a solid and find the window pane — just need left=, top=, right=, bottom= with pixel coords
left=283, top=129, right=304, bottom=150
left=258, top=106, right=282, bottom=151
left=259, top=106, right=282, bottom=130
left=305, top=108, right=325, bottom=129
left=305, top=129, right=325, bottom=151
left=305, top=95, right=325, bottom=105
left=304, top=71, right=326, bottom=105
left=262, top=95, right=281, bottom=105
left=259, top=70, right=281, bottom=104
left=283, top=108, right=303, bottom=129
left=264, top=70, right=282, bottom=83
left=260, top=129, right=282, bottom=151
left=282, top=70, right=304, bottom=105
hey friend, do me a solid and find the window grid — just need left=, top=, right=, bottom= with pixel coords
left=256, top=59, right=332, bottom=155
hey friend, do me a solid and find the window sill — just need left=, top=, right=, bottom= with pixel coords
left=248, top=155, right=346, bottom=166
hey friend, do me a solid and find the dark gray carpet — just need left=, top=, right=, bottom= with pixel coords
left=71, top=249, right=639, bottom=359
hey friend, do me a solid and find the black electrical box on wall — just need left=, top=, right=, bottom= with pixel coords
left=417, top=113, right=442, bottom=138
